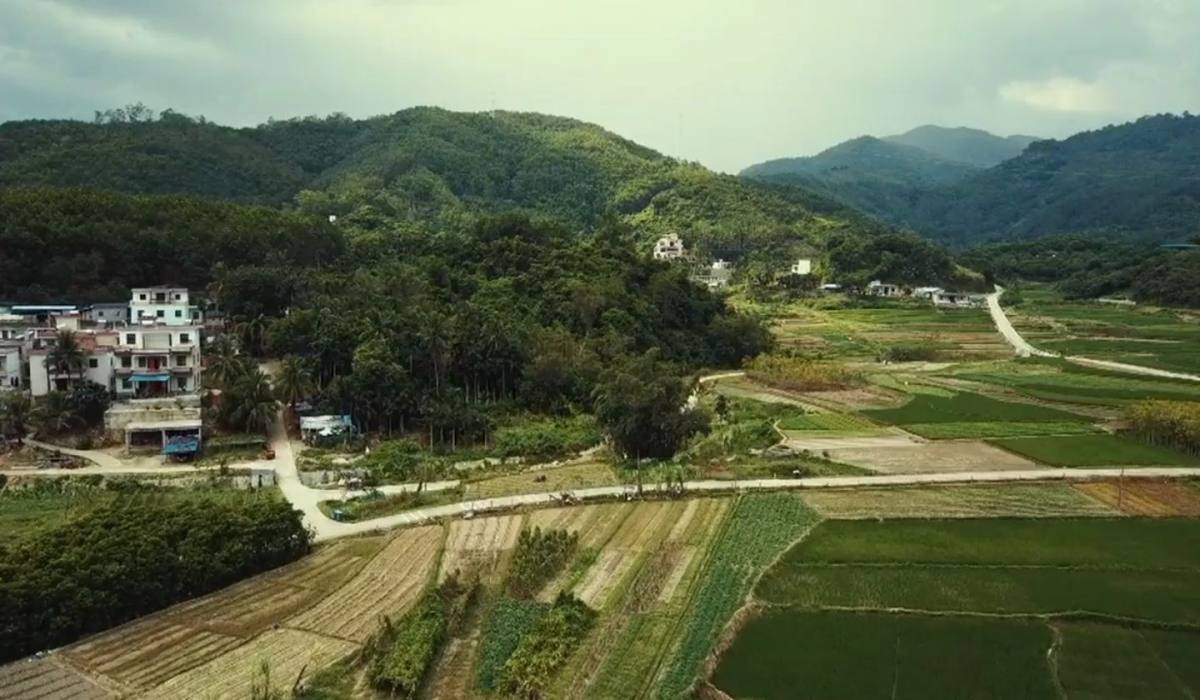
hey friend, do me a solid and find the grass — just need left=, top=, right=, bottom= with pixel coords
left=992, top=434, right=1200, bottom=467
left=653, top=493, right=820, bottom=698
left=865, top=390, right=1089, bottom=426
left=756, top=518, right=1200, bottom=625
left=318, top=488, right=463, bottom=522
left=713, top=610, right=1058, bottom=700
left=956, top=360, right=1200, bottom=406
left=463, top=461, right=617, bottom=500
left=1054, top=622, right=1200, bottom=699
left=902, top=420, right=1097, bottom=439
left=776, top=412, right=877, bottom=432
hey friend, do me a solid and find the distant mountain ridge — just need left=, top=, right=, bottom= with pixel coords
left=743, top=114, right=1200, bottom=245
left=883, top=125, right=1039, bottom=168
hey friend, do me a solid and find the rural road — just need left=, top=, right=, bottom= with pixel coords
left=988, top=287, right=1200, bottom=383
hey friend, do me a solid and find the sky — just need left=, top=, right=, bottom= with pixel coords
left=1, top=0, right=1198, bottom=172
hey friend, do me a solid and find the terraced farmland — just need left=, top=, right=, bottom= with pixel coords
left=801, top=483, right=1119, bottom=519
left=0, top=657, right=111, bottom=700
left=1074, top=479, right=1200, bottom=516
left=991, top=433, right=1199, bottom=467
left=438, top=514, right=524, bottom=583
left=864, top=389, right=1094, bottom=440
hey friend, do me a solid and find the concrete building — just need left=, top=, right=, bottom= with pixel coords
left=933, top=291, right=987, bottom=308
left=83, top=303, right=130, bottom=326
left=791, top=259, right=813, bottom=276
left=653, top=234, right=687, bottom=261
left=113, top=325, right=203, bottom=398
left=0, top=340, right=21, bottom=391
left=866, top=280, right=904, bottom=297
left=913, top=286, right=944, bottom=300
left=130, top=287, right=202, bottom=326
left=24, top=328, right=119, bottom=397
left=705, top=259, right=734, bottom=289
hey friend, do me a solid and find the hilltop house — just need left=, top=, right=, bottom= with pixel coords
left=653, top=234, right=687, bottom=261
left=866, top=280, right=904, bottom=297
left=790, top=259, right=812, bottom=276
left=130, top=287, right=203, bottom=326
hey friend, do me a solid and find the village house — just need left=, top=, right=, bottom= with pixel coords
left=705, top=259, right=734, bottom=289
left=83, top=302, right=130, bottom=326
left=790, top=258, right=812, bottom=276
left=0, top=340, right=21, bottom=391
left=653, top=234, right=687, bottom=261
left=933, top=291, right=987, bottom=308
left=130, top=286, right=203, bottom=326
left=866, top=280, right=904, bottom=297
left=24, top=321, right=119, bottom=397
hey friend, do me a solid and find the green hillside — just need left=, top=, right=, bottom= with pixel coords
left=0, top=107, right=886, bottom=263
left=883, top=125, right=1037, bottom=168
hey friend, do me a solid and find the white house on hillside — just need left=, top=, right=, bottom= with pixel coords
left=866, top=280, right=903, bottom=297
left=791, top=258, right=812, bottom=276
left=130, top=287, right=202, bottom=326
left=653, top=234, right=687, bottom=261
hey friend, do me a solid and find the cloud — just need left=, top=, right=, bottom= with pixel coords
left=999, top=77, right=1114, bottom=113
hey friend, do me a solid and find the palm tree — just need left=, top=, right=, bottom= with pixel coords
left=274, top=355, right=315, bottom=411
left=46, top=330, right=86, bottom=387
left=228, top=370, right=279, bottom=435
left=234, top=314, right=268, bottom=358
left=0, top=393, right=33, bottom=443
left=205, top=335, right=249, bottom=390
left=32, top=392, right=83, bottom=436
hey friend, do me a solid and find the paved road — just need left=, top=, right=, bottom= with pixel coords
left=988, top=287, right=1200, bottom=383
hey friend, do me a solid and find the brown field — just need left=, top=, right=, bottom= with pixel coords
left=289, top=525, right=442, bottom=642
left=1073, top=479, right=1200, bottom=516
left=438, top=513, right=524, bottom=582
left=144, top=629, right=355, bottom=700
left=527, top=502, right=633, bottom=550
left=829, top=441, right=1037, bottom=474
left=464, top=461, right=618, bottom=500
left=573, top=501, right=682, bottom=609
left=0, top=657, right=111, bottom=700
left=802, top=483, right=1120, bottom=519
left=657, top=498, right=731, bottom=604
left=60, top=538, right=385, bottom=691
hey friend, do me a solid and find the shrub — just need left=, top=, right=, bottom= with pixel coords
left=476, top=598, right=549, bottom=692
left=1126, top=400, right=1200, bottom=456
left=508, top=528, right=579, bottom=598
left=497, top=593, right=596, bottom=698
left=493, top=415, right=601, bottom=461
left=744, top=355, right=860, bottom=392
left=368, top=576, right=476, bottom=698
left=878, top=343, right=940, bottom=363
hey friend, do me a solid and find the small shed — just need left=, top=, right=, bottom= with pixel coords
left=300, top=415, right=355, bottom=446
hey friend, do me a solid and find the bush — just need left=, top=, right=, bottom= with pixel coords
left=497, top=593, right=596, bottom=698
left=476, top=598, right=549, bottom=692
left=368, top=576, right=476, bottom=698
left=744, top=355, right=860, bottom=392
left=1126, top=401, right=1200, bottom=456
left=508, top=528, right=579, bottom=598
left=879, top=343, right=940, bottom=363
left=0, top=496, right=308, bottom=662
left=493, top=415, right=600, bottom=461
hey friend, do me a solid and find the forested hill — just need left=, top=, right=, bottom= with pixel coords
left=743, top=114, right=1200, bottom=246
left=882, top=126, right=1037, bottom=168
left=0, top=107, right=884, bottom=262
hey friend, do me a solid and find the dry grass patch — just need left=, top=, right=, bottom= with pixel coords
left=464, top=461, right=618, bottom=500
left=438, top=514, right=524, bottom=583
left=288, top=526, right=442, bottom=643
left=143, top=629, right=355, bottom=700
left=829, top=440, right=1037, bottom=474
left=572, top=501, right=682, bottom=609
left=0, top=656, right=112, bottom=700
left=1073, top=480, right=1200, bottom=516
left=802, top=483, right=1120, bottom=519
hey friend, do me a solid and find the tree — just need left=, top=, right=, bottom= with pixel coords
left=223, top=369, right=279, bottom=435
left=0, top=393, right=32, bottom=443
left=33, top=392, right=84, bottom=436
left=592, top=351, right=710, bottom=461
left=204, top=335, right=250, bottom=390
left=66, top=382, right=112, bottom=426
left=274, top=355, right=315, bottom=411
left=46, top=330, right=86, bottom=386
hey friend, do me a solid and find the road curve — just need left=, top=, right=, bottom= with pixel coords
left=988, top=287, right=1200, bottom=383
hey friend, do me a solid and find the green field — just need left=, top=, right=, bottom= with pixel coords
left=776, top=412, right=878, bottom=433
left=713, top=610, right=1058, bottom=700
left=992, top=434, right=1200, bottom=467
left=714, top=517, right=1200, bottom=698
left=955, top=360, right=1200, bottom=406
left=862, top=389, right=1097, bottom=439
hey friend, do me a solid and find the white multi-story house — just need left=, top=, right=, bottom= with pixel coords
left=0, top=340, right=22, bottom=391
left=113, top=325, right=203, bottom=398
left=84, top=302, right=130, bottom=326
left=653, top=234, right=687, bottom=261
left=129, top=287, right=202, bottom=326
left=24, top=327, right=119, bottom=397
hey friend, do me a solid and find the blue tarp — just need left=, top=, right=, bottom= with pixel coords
left=163, top=435, right=201, bottom=455
left=131, top=373, right=170, bottom=382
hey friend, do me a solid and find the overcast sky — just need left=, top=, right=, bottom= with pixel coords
left=1, top=0, right=1198, bottom=172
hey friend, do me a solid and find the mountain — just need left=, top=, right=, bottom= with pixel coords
left=744, top=114, right=1200, bottom=246
left=0, top=107, right=887, bottom=263
left=883, top=125, right=1038, bottom=168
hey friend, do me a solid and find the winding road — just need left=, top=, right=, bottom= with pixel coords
left=988, top=286, right=1200, bottom=383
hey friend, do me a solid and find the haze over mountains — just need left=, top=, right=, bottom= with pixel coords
left=743, top=115, right=1200, bottom=246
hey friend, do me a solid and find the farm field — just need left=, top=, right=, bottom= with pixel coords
left=992, top=433, right=1200, bottom=467
left=463, top=461, right=618, bottom=500
left=438, top=513, right=524, bottom=583
left=0, top=657, right=112, bottom=700
left=864, top=389, right=1091, bottom=431
left=1073, top=479, right=1200, bottom=516
left=826, top=440, right=1036, bottom=474
left=1009, top=295, right=1200, bottom=375
left=801, top=482, right=1119, bottom=519
left=953, top=360, right=1200, bottom=406
left=713, top=516, right=1200, bottom=698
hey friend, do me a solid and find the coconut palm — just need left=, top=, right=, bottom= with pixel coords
left=205, top=335, right=250, bottom=390
left=0, top=392, right=33, bottom=443
left=46, top=330, right=86, bottom=386
left=274, top=355, right=315, bottom=411
left=226, top=369, right=279, bottom=435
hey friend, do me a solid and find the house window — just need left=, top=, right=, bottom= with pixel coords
left=98, top=311, right=105, bottom=318
left=139, top=294, right=146, bottom=301
left=179, top=333, right=190, bottom=344
left=121, top=356, right=131, bottom=368
left=176, top=377, right=188, bottom=391
left=88, top=358, right=98, bottom=369
left=137, top=357, right=147, bottom=368
left=174, top=310, right=182, bottom=318
left=125, top=333, right=136, bottom=344
left=156, top=310, right=164, bottom=318
left=122, top=378, right=132, bottom=390
left=174, top=294, right=181, bottom=300
left=176, top=355, right=187, bottom=367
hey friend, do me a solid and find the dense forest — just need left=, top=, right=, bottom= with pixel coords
left=962, top=234, right=1200, bottom=307
left=744, top=114, right=1200, bottom=246
left=0, top=495, right=308, bottom=662
left=0, top=106, right=888, bottom=262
